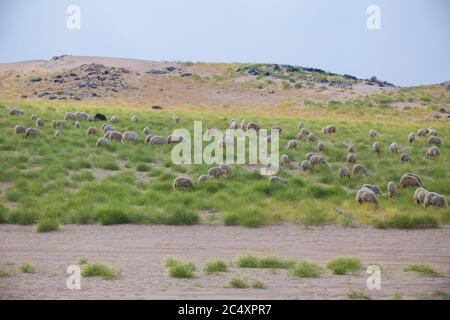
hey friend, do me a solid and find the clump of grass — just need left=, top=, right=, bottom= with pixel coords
left=229, top=275, right=249, bottom=288
left=431, top=290, right=449, bottom=300
left=292, top=261, right=322, bottom=278
left=35, top=217, right=59, bottom=232
left=136, top=163, right=151, bottom=172
left=0, top=268, right=11, bottom=277
left=236, top=254, right=295, bottom=269
left=390, top=293, right=403, bottom=300
left=78, top=258, right=88, bottom=265
left=403, top=263, right=441, bottom=277
left=204, top=260, right=228, bottom=274
left=347, top=289, right=371, bottom=300
left=374, top=213, right=438, bottom=229
left=165, top=257, right=196, bottom=278
left=20, top=262, right=37, bottom=273
left=251, top=280, right=266, bottom=289
left=81, top=262, right=121, bottom=279
left=327, top=257, right=362, bottom=275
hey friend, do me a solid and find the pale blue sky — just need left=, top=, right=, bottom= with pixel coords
left=0, top=0, right=449, bottom=86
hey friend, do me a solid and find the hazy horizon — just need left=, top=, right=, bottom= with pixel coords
left=1, top=0, right=449, bottom=87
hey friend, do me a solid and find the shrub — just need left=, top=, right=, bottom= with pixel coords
left=236, top=255, right=295, bottom=269
left=204, top=260, right=228, bottom=274
left=374, top=213, right=438, bottom=229
left=35, top=217, right=59, bottom=232
left=229, top=275, right=249, bottom=288
left=81, top=262, right=121, bottom=279
left=95, top=206, right=131, bottom=225
left=165, top=258, right=196, bottom=278
left=222, top=212, right=239, bottom=226
left=347, top=289, right=371, bottom=300
left=292, top=261, right=322, bottom=278
left=136, top=163, right=151, bottom=172
left=251, top=280, right=266, bottom=289
left=20, top=262, right=37, bottom=273
left=327, top=257, right=362, bottom=275
left=404, top=263, right=441, bottom=277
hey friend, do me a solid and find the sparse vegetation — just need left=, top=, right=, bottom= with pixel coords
left=251, top=280, right=266, bottom=289
left=404, top=263, right=441, bottom=277
left=347, top=289, right=371, bottom=300
left=35, top=217, right=59, bottom=232
left=236, top=255, right=295, bottom=269
left=229, top=275, right=249, bottom=288
left=292, top=261, right=322, bottom=278
left=20, top=262, right=37, bottom=273
left=81, top=262, right=121, bottom=279
left=165, top=257, right=196, bottom=278
left=0, top=268, right=12, bottom=277
left=327, top=257, right=362, bottom=275
left=204, top=260, right=228, bottom=274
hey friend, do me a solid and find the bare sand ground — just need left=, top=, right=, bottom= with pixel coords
left=0, top=224, right=449, bottom=300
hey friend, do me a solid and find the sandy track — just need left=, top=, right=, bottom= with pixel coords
left=0, top=224, right=449, bottom=300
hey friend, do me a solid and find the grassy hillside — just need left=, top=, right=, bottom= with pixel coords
left=0, top=97, right=448, bottom=229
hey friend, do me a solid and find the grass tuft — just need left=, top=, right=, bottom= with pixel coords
left=165, top=257, right=196, bottom=278
left=403, top=263, right=441, bottom=277
left=204, top=260, right=228, bottom=274
left=81, top=262, right=121, bottom=279
left=292, top=261, right=322, bottom=278
left=327, top=257, right=362, bottom=275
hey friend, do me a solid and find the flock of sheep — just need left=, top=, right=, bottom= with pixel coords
left=8, top=107, right=448, bottom=210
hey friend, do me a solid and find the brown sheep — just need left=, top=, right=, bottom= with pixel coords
left=14, top=125, right=26, bottom=134
left=86, top=127, right=99, bottom=136
left=413, top=187, right=429, bottom=205
left=207, top=167, right=225, bottom=179
left=322, top=124, right=336, bottom=134
left=400, top=152, right=411, bottom=163
left=425, top=146, right=440, bottom=158
left=389, top=142, right=399, bottom=153
left=428, top=136, right=441, bottom=146
left=9, top=109, right=24, bottom=116
left=407, top=132, right=415, bottom=144
left=280, top=154, right=290, bottom=168
left=399, top=173, right=423, bottom=189
left=305, top=152, right=315, bottom=161
left=308, top=133, right=317, bottom=143
left=300, top=160, right=311, bottom=172
left=387, top=181, right=396, bottom=199
left=424, top=192, right=448, bottom=209
left=25, top=127, right=40, bottom=138
left=355, top=187, right=379, bottom=207
left=309, top=155, right=326, bottom=167
left=173, top=177, right=193, bottom=190
left=347, top=153, right=357, bottom=164
left=288, top=140, right=298, bottom=150
left=352, top=164, right=367, bottom=175
left=338, top=168, right=350, bottom=178
left=372, top=142, right=381, bottom=156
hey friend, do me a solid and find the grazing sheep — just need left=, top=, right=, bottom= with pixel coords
left=87, top=115, right=95, bottom=122
left=31, top=114, right=38, bottom=121
left=425, top=146, right=440, bottom=158
left=246, top=122, right=260, bottom=132
left=229, top=120, right=239, bottom=130
left=25, top=128, right=40, bottom=138
left=296, top=132, right=306, bottom=140
left=338, top=168, right=350, bottom=178
left=64, top=112, right=77, bottom=121
left=288, top=140, right=298, bottom=150
left=14, top=125, right=26, bottom=134
left=9, top=109, right=24, bottom=116
left=110, top=115, right=119, bottom=123
left=208, top=167, right=225, bottom=179
left=309, top=155, right=326, bottom=167
left=35, top=118, right=44, bottom=127
left=167, top=135, right=183, bottom=144
left=347, top=143, right=356, bottom=153
left=198, top=174, right=210, bottom=183
left=355, top=187, right=379, bottom=206
left=143, top=127, right=151, bottom=135
left=75, top=111, right=88, bottom=120
left=424, top=192, right=448, bottom=209
left=173, top=177, right=193, bottom=190
left=369, top=129, right=377, bottom=138
left=300, top=160, right=312, bottom=172
left=399, top=173, right=423, bottom=189
left=74, top=121, right=81, bottom=128
left=387, top=181, right=396, bottom=199
left=317, top=141, right=325, bottom=151
left=219, top=163, right=232, bottom=174
left=400, top=152, right=411, bottom=163
left=322, top=124, right=336, bottom=134
left=305, top=152, right=315, bottom=161
left=269, top=176, right=288, bottom=184
left=102, top=125, right=115, bottom=133
left=298, top=122, right=304, bottom=129
left=131, top=115, right=139, bottom=123
left=240, top=119, right=248, bottom=130
left=218, top=133, right=234, bottom=147
left=172, top=115, right=180, bottom=124
left=300, top=127, right=309, bottom=136
left=308, top=133, right=317, bottom=143
left=121, top=131, right=138, bottom=143
left=352, top=164, right=367, bottom=175
left=407, top=132, right=415, bottom=144
left=389, top=142, right=399, bottom=153
left=86, top=127, right=99, bottom=136
left=54, top=130, right=62, bottom=138
left=428, top=136, right=441, bottom=146
left=428, top=128, right=438, bottom=136
left=149, top=135, right=167, bottom=145
left=144, top=134, right=155, bottom=144
left=280, top=154, right=290, bottom=168
left=413, top=187, right=429, bottom=205
left=372, top=142, right=381, bottom=156
left=52, top=120, right=67, bottom=128
left=362, top=184, right=384, bottom=195
left=95, top=137, right=109, bottom=147
left=417, top=128, right=427, bottom=137
left=347, top=153, right=357, bottom=164
left=105, top=131, right=123, bottom=142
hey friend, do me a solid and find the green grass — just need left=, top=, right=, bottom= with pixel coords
left=236, top=254, right=296, bottom=269
left=204, top=260, right=228, bottom=274
left=81, top=262, right=121, bottom=279
left=229, top=275, right=249, bottom=288
left=0, top=268, right=12, bottom=277
left=20, top=262, right=37, bottom=273
left=251, top=280, right=266, bottom=289
left=35, top=217, right=59, bottom=232
left=78, top=258, right=88, bottom=265
left=374, top=213, right=438, bottom=229
left=165, top=257, right=196, bottom=278
left=347, top=289, right=371, bottom=300
left=327, top=257, right=362, bottom=275
left=292, top=261, right=322, bottom=278
left=403, top=263, right=441, bottom=277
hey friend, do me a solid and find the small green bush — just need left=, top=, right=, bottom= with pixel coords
left=35, top=217, right=59, bottom=232
left=292, top=261, right=322, bottom=278
left=204, top=260, right=228, bottom=274
left=404, top=263, right=441, bottom=277
left=229, top=275, right=249, bottom=288
left=165, top=258, right=196, bottom=278
left=81, top=263, right=121, bottom=279
left=327, top=257, right=362, bottom=275
left=20, top=262, right=37, bottom=273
